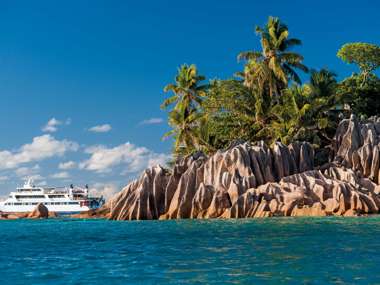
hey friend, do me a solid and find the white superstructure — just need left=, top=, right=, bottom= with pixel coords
left=0, top=179, right=104, bottom=214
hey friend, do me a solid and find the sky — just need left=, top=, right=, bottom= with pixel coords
left=0, top=0, right=379, bottom=197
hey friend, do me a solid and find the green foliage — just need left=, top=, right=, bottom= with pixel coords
left=201, top=79, right=257, bottom=150
left=162, top=64, right=210, bottom=156
left=162, top=64, right=207, bottom=112
left=337, top=42, right=380, bottom=77
left=161, top=17, right=379, bottom=161
left=337, top=73, right=380, bottom=118
left=238, top=16, right=308, bottom=98
left=256, top=69, right=339, bottom=147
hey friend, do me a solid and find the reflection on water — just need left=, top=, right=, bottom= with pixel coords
left=0, top=216, right=379, bottom=284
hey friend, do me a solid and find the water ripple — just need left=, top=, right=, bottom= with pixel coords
left=0, top=217, right=380, bottom=284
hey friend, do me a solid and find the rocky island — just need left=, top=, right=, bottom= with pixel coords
left=77, top=115, right=380, bottom=220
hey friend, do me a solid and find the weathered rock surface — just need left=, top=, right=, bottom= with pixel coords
left=0, top=212, right=25, bottom=220
left=84, top=115, right=380, bottom=220
left=28, top=203, right=49, bottom=219
left=334, top=115, right=380, bottom=183
left=0, top=206, right=57, bottom=220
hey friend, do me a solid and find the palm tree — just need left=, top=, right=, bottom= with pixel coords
left=257, top=69, right=338, bottom=146
left=161, top=64, right=207, bottom=115
left=163, top=106, right=202, bottom=155
left=238, top=16, right=308, bottom=98
left=162, top=64, right=209, bottom=155
left=309, top=68, right=337, bottom=98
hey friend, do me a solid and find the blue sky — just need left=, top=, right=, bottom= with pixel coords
left=0, top=0, right=379, bottom=197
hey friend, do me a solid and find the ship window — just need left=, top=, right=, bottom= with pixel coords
left=14, top=202, right=22, bottom=205
left=69, top=202, right=78, bottom=205
left=15, top=195, right=45, bottom=199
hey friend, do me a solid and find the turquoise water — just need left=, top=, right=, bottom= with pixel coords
left=0, top=217, right=379, bottom=284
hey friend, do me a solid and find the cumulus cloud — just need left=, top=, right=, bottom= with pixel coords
left=15, top=165, right=40, bottom=177
left=14, top=165, right=45, bottom=184
left=139, top=118, right=164, bottom=125
left=0, top=135, right=78, bottom=170
left=51, top=171, right=70, bottom=179
left=88, top=124, right=112, bottom=133
left=42, top=118, right=71, bottom=132
left=42, top=118, right=61, bottom=132
left=79, top=142, right=170, bottom=174
left=88, top=183, right=119, bottom=201
left=58, top=161, right=76, bottom=170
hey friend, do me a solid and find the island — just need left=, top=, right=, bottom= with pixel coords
left=4, top=16, right=380, bottom=221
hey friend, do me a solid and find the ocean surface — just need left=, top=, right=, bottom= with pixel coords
left=0, top=217, right=380, bottom=285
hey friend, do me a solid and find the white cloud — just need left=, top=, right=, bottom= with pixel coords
left=14, top=165, right=44, bottom=184
left=88, top=124, right=112, bottom=133
left=79, top=142, right=170, bottom=174
left=51, top=171, right=70, bottom=179
left=29, top=174, right=44, bottom=180
left=23, top=174, right=45, bottom=182
left=42, top=118, right=62, bottom=133
left=42, top=118, right=71, bottom=132
left=0, top=135, right=78, bottom=170
left=89, top=183, right=119, bottom=201
left=15, top=165, right=40, bottom=177
left=58, top=161, right=76, bottom=170
left=139, top=118, right=164, bottom=125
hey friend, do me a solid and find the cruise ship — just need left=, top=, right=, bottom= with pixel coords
left=0, top=179, right=105, bottom=214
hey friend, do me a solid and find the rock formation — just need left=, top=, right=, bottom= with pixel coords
left=334, top=115, right=380, bottom=183
left=87, top=115, right=380, bottom=220
left=0, top=212, right=26, bottom=220
left=28, top=203, right=49, bottom=219
left=0, top=204, right=57, bottom=220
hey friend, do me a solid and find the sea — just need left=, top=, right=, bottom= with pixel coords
left=0, top=217, right=379, bottom=284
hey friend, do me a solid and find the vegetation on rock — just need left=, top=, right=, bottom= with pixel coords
left=162, top=16, right=380, bottom=166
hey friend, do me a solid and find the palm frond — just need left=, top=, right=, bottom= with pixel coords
left=237, top=51, right=262, bottom=62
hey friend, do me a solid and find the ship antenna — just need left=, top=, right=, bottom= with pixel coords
left=25, top=177, right=34, bottom=188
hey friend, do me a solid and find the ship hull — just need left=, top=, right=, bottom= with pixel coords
left=0, top=200, right=103, bottom=214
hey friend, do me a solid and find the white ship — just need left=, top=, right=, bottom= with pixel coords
left=0, top=179, right=105, bottom=214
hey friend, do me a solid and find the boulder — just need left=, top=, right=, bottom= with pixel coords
left=28, top=203, right=49, bottom=219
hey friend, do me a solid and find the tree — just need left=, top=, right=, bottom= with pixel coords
left=337, top=73, right=380, bottom=117
left=162, top=64, right=209, bottom=155
left=162, top=64, right=207, bottom=114
left=337, top=42, right=380, bottom=85
left=238, top=16, right=308, bottom=99
left=256, top=69, right=339, bottom=147
left=163, top=106, right=203, bottom=156
left=201, top=79, right=257, bottom=150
